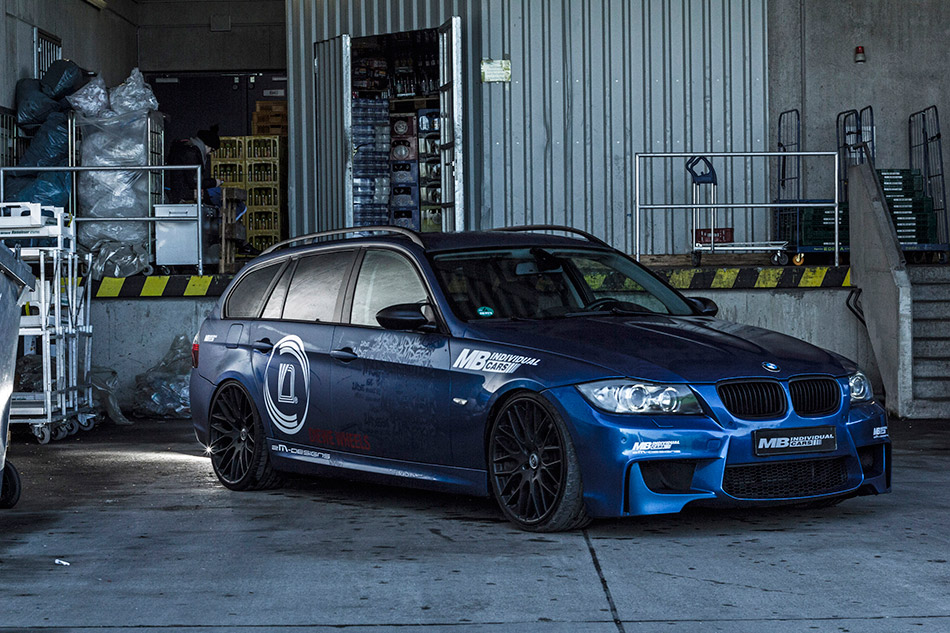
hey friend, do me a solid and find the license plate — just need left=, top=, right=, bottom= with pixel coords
left=754, top=426, right=837, bottom=456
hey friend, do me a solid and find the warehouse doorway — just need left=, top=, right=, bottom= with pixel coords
left=313, top=17, right=463, bottom=233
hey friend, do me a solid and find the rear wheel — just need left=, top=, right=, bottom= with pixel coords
left=0, top=461, right=22, bottom=509
left=488, top=393, right=590, bottom=532
left=208, top=381, right=281, bottom=491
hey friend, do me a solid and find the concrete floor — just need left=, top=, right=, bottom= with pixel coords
left=1, top=420, right=948, bottom=633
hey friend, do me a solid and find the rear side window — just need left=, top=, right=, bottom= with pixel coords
left=282, top=251, right=353, bottom=322
left=225, top=262, right=282, bottom=318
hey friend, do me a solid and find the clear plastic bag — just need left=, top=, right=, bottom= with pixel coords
left=90, top=367, right=132, bottom=425
left=76, top=111, right=150, bottom=247
left=88, top=240, right=149, bottom=279
left=67, top=76, right=110, bottom=117
left=132, top=334, right=192, bottom=418
left=109, top=68, right=159, bottom=115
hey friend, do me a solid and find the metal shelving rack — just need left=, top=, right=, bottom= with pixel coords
left=0, top=203, right=94, bottom=443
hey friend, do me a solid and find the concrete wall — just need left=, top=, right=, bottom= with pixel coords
left=91, top=288, right=879, bottom=411
left=90, top=298, right=217, bottom=408
left=137, top=0, right=286, bottom=72
left=700, top=287, right=881, bottom=392
left=1, top=0, right=139, bottom=108
left=768, top=0, right=950, bottom=198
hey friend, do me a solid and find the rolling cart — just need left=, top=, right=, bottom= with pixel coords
left=0, top=203, right=95, bottom=444
left=688, top=155, right=787, bottom=266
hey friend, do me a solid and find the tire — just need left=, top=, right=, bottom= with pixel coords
left=208, top=381, right=282, bottom=491
left=0, top=461, right=22, bottom=509
left=488, top=393, right=590, bottom=532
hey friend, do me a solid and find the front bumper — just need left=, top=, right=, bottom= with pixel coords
left=544, top=386, right=891, bottom=518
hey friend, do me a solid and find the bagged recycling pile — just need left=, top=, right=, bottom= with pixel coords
left=6, top=59, right=86, bottom=208
left=132, top=334, right=191, bottom=418
left=75, top=69, right=160, bottom=278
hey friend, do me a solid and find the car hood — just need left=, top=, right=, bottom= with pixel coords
left=462, top=315, right=852, bottom=383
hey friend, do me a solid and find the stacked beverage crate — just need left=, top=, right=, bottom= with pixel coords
left=210, top=135, right=287, bottom=252
left=211, top=136, right=245, bottom=188
left=795, top=205, right=850, bottom=248
left=244, top=135, right=286, bottom=251
left=352, top=97, right=391, bottom=226
left=878, top=169, right=938, bottom=247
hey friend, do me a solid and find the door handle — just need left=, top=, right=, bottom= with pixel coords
left=252, top=338, right=274, bottom=353
left=330, top=347, right=358, bottom=362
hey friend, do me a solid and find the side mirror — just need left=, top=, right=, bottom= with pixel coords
left=687, top=296, right=719, bottom=317
left=376, top=303, right=432, bottom=331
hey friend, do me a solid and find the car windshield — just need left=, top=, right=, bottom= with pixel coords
left=430, top=247, right=694, bottom=321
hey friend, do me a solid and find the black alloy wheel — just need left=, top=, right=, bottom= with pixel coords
left=488, top=393, right=589, bottom=532
left=208, top=381, right=281, bottom=491
left=0, top=461, right=22, bottom=509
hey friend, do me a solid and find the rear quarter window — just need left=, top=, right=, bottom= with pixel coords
left=224, top=262, right=282, bottom=318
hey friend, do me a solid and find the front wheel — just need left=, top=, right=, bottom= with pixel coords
left=488, top=393, right=590, bottom=532
left=208, top=381, right=282, bottom=491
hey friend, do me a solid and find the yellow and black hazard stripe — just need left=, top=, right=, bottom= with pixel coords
left=89, top=267, right=851, bottom=299
left=90, top=275, right=232, bottom=299
left=658, top=267, right=851, bottom=290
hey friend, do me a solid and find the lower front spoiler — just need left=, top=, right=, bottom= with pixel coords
left=623, top=441, right=891, bottom=517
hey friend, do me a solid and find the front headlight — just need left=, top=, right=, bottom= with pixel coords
left=849, top=371, right=873, bottom=403
left=576, top=380, right=702, bottom=415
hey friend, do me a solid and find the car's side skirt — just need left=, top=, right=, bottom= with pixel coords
left=266, top=438, right=489, bottom=497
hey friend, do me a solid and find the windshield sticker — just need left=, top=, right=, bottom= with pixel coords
left=263, top=335, right=310, bottom=435
left=477, top=306, right=495, bottom=317
left=453, top=348, right=540, bottom=374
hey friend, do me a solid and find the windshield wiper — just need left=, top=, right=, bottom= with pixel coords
left=561, top=307, right=655, bottom=318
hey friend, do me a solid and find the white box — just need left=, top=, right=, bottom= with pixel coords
left=155, top=204, right=199, bottom=266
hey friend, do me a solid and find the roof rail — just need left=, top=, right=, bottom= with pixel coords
left=261, top=226, right=424, bottom=255
left=491, top=224, right=610, bottom=248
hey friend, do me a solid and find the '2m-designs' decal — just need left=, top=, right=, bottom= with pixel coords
left=263, top=335, right=310, bottom=434
left=453, top=348, right=541, bottom=374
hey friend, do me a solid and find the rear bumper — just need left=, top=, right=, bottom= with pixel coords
left=189, top=371, right=215, bottom=445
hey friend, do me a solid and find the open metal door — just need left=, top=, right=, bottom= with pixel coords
left=313, top=34, right=353, bottom=229
left=438, top=17, right=464, bottom=232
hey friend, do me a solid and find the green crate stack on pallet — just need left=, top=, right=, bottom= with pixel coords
left=797, top=205, right=850, bottom=248
left=878, top=169, right=938, bottom=246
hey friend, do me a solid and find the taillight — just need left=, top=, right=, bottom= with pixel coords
left=191, top=333, right=200, bottom=368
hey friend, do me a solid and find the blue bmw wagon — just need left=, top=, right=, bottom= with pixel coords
left=190, top=225, right=891, bottom=531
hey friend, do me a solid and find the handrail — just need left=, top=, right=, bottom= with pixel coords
left=0, top=164, right=205, bottom=275
left=491, top=224, right=610, bottom=248
left=634, top=150, right=841, bottom=265
left=261, top=226, right=425, bottom=255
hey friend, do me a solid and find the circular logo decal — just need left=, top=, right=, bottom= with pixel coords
left=762, top=362, right=780, bottom=373
left=263, top=335, right=310, bottom=434
left=477, top=306, right=495, bottom=317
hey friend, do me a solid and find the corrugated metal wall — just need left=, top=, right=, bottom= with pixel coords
left=286, top=0, right=769, bottom=254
